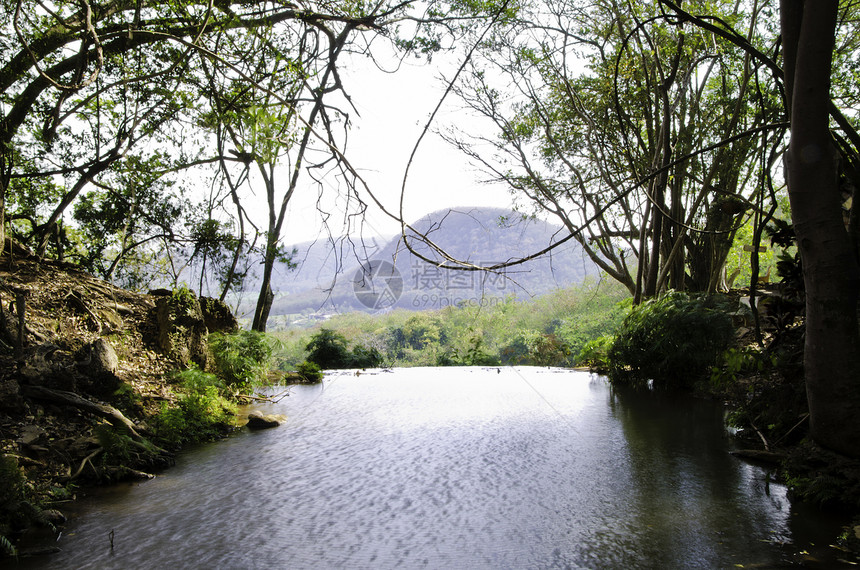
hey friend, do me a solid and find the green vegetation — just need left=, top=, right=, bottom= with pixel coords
left=0, top=455, right=55, bottom=558
left=271, top=278, right=630, bottom=370
left=209, top=331, right=274, bottom=390
left=607, top=293, right=736, bottom=391
left=305, top=328, right=384, bottom=369
left=152, top=368, right=238, bottom=448
left=0, top=455, right=26, bottom=557
left=296, top=361, right=324, bottom=382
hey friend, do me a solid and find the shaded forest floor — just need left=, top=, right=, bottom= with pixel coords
left=0, top=252, right=235, bottom=558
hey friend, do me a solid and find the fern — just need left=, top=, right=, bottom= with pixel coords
left=0, top=534, right=16, bottom=557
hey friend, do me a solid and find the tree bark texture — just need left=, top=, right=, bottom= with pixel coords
left=781, top=0, right=860, bottom=457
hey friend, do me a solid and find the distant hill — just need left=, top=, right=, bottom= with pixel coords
left=238, top=207, right=598, bottom=320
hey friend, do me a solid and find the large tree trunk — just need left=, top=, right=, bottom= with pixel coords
left=782, top=0, right=860, bottom=458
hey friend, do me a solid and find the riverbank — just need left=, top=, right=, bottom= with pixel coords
left=0, top=252, right=257, bottom=557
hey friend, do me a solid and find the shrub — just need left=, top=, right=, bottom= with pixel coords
left=349, top=345, right=383, bottom=368
left=576, top=336, right=614, bottom=371
left=94, top=424, right=133, bottom=464
left=608, top=292, right=735, bottom=390
left=305, top=328, right=351, bottom=369
left=152, top=368, right=237, bottom=447
left=210, top=330, right=273, bottom=389
left=500, top=330, right=570, bottom=366
left=296, top=361, right=324, bottom=382
left=305, top=329, right=383, bottom=369
left=0, top=455, right=27, bottom=556
left=439, top=332, right=500, bottom=366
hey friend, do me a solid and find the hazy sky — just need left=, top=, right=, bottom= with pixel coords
left=277, top=51, right=514, bottom=244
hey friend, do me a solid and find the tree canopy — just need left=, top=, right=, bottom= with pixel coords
left=3, top=0, right=860, bottom=457
left=0, top=0, right=502, bottom=320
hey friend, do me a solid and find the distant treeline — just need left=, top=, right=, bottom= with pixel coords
left=270, top=277, right=630, bottom=369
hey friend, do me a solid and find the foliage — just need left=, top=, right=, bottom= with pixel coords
left=112, top=383, right=144, bottom=415
left=500, top=330, right=571, bottom=366
left=782, top=442, right=860, bottom=512
left=349, top=345, right=384, bottom=369
left=296, top=361, right=324, bottom=382
left=305, top=328, right=383, bottom=369
left=270, top=279, right=630, bottom=369
left=94, top=425, right=134, bottom=465
left=438, top=330, right=501, bottom=366
left=710, top=347, right=777, bottom=391
left=152, top=368, right=237, bottom=448
left=608, top=292, right=736, bottom=390
left=0, top=455, right=52, bottom=558
left=305, top=328, right=350, bottom=369
left=576, top=336, right=614, bottom=372
left=209, top=331, right=273, bottom=389
left=0, top=455, right=27, bottom=555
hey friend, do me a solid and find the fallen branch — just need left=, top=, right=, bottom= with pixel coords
left=730, top=449, right=786, bottom=464
left=2, top=453, right=47, bottom=467
left=70, top=447, right=103, bottom=481
left=63, top=290, right=102, bottom=334
left=22, top=385, right=143, bottom=441
left=102, top=465, right=156, bottom=482
left=773, top=413, right=810, bottom=446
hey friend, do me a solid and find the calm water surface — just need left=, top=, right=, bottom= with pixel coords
left=17, top=367, right=847, bottom=568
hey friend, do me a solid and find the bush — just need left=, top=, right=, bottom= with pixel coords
left=210, top=330, right=273, bottom=389
left=0, top=455, right=27, bottom=556
left=296, top=361, right=324, bottom=382
left=349, top=345, right=383, bottom=368
left=305, top=328, right=351, bottom=369
left=608, top=292, right=735, bottom=390
left=305, top=328, right=383, bottom=369
left=152, top=368, right=237, bottom=447
left=576, top=336, right=614, bottom=371
left=439, top=332, right=500, bottom=366
left=500, top=330, right=571, bottom=366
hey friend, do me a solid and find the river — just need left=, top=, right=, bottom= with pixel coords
left=15, top=367, right=849, bottom=568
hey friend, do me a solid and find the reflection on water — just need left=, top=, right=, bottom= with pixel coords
left=15, top=367, right=845, bottom=568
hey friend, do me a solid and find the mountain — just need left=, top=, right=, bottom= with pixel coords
left=239, top=207, right=599, bottom=319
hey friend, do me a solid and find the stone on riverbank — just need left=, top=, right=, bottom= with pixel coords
left=246, top=411, right=282, bottom=429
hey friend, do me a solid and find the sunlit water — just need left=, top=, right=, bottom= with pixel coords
left=16, top=367, right=848, bottom=568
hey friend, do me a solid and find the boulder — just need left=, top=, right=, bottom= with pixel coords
left=199, top=297, right=239, bottom=334
left=76, top=338, right=122, bottom=395
left=19, top=343, right=78, bottom=392
left=154, top=290, right=209, bottom=369
left=246, top=410, right=281, bottom=430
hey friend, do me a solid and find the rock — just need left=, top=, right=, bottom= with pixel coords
left=19, top=424, right=46, bottom=446
left=199, top=297, right=239, bottom=334
left=67, top=436, right=101, bottom=459
left=19, top=343, right=78, bottom=392
left=76, top=338, right=122, bottom=395
left=154, top=291, right=209, bottom=369
left=0, top=377, right=24, bottom=412
left=246, top=411, right=281, bottom=429
left=42, top=509, right=66, bottom=525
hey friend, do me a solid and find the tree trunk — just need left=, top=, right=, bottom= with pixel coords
left=0, top=147, right=9, bottom=252
left=252, top=277, right=274, bottom=332
left=781, top=0, right=860, bottom=458
left=252, top=240, right=276, bottom=332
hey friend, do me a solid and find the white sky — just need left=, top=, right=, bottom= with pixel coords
left=277, top=51, right=515, bottom=244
